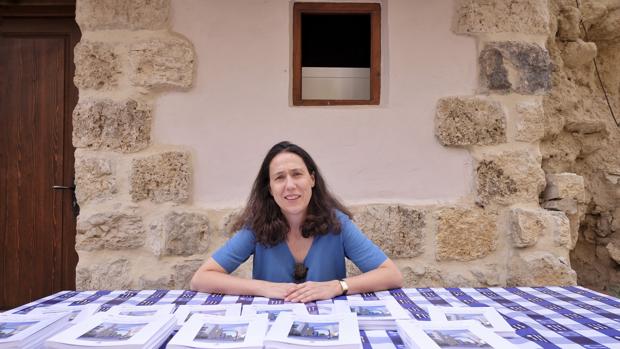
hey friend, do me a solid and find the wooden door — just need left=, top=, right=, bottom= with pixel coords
left=0, top=3, right=80, bottom=309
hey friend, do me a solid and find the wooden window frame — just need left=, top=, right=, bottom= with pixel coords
left=292, top=2, right=381, bottom=106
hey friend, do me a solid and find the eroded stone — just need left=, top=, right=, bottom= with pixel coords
left=73, top=98, right=152, bottom=153
left=76, top=0, right=169, bottom=30
left=76, top=259, right=132, bottom=290
left=172, top=259, right=204, bottom=289
left=74, top=153, right=116, bottom=204
left=475, top=149, right=546, bottom=206
left=436, top=207, right=497, bottom=261
left=454, top=0, right=549, bottom=35
left=130, top=151, right=191, bottom=203
left=543, top=173, right=586, bottom=202
left=435, top=96, right=506, bottom=146
left=507, top=252, right=577, bottom=286
left=557, top=6, right=582, bottom=40
left=149, top=211, right=209, bottom=256
left=74, top=41, right=120, bottom=90
left=129, top=36, right=195, bottom=89
left=514, top=100, right=545, bottom=142
left=479, top=41, right=552, bottom=95
left=607, top=242, right=620, bottom=264
left=588, top=8, right=620, bottom=41
left=509, top=208, right=545, bottom=247
left=76, top=210, right=146, bottom=251
left=561, top=40, right=597, bottom=68
left=353, top=205, right=425, bottom=258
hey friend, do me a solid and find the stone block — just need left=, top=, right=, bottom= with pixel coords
left=401, top=265, right=486, bottom=288
left=514, top=101, right=545, bottom=142
left=74, top=41, right=120, bottom=90
left=149, top=211, right=209, bottom=256
left=76, top=0, right=169, bottom=31
left=561, top=40, right=597, bottom=68
left=509, top=208, right=545, bottom=247
left=479, top=41, right=552, bottom=95
left=220, top=208, right=243, bottom=237
left=129, top=37, right=195, bottom=89
left=557, top=6, right=582, bottom=41
left=74, top=153, right=116, bottom=204
left=435, top=207, right=497, bottom=261
left=353, top=205, right=425, bottom=258
left=475, top=149, right=546, bottom=206
left=76, top=210, right=146, bottom=251
left=607, top=242, right=620, bottom=264
left=435, top=96, right=506, bottom=146
left=588, top=8, right=620, bottom=41
left=543, top=173, right=586, bottom=202
left=130, top=151, right=191, bottom=203
left=172, top=259, right=205, bottom=289
left=76, top=259, right=132, bottom=290
left=549, top=211, right=571, bottom=248
left=73, top=98, right=152, bottom=153
left=507, top=252, right=577, bottom=286
left=138, top=275, right=173, bottom=290
left=454, top=0, right=549, bottom=35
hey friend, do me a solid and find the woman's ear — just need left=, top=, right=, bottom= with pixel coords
left=311, top=172, right=316, bottom=187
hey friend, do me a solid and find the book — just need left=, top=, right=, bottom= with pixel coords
left=27, top=304, right=100, bottom=324
left=264, top=312, right=361, bottom=349
left=105, top=304, right=175, bottom=318
left=396, top=319, right=519, bottom=349
left=45, top=313, right=176, bottom=349
left=174, top=304, right=242, bottom=329
left=241, top=303, right=309, bottom=323
left=427, top=306, right=515, bottom=336
left=0, top=312, right=72, bottom=349
left=167, top=313, right=269, bottom=349
left=333, top=299, right=411, bottom=330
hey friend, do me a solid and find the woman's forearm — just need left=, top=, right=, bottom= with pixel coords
left=345, top=259, right=403, bottom=294
left=190, top=270, right=268, bottom=295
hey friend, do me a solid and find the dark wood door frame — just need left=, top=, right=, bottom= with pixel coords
left=0, top=2, right=80, bottom=309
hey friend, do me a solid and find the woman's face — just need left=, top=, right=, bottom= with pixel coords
left=268, top=152, right=315, bottom=220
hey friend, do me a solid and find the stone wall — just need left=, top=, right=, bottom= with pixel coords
left=542, top=0, right=620, bottom=296
left=73, top=0, right=585, bottom=290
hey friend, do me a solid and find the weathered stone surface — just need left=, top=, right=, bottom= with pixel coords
left=454, top=0, right=549, bottom=35
left=138, top=275, right=173, bottom=290
left=557, top=6, right=582, bottom=40
left=436, top=207, right=497, bottom=261
left=130, top=151, right=191, bottom=203
left=607, top=242, right=620, bottom=264
left=76, top=211, right=146, bottom=251
left=75, top=153, right=116, bottom=204
left=561, top=40, right=597, bottom=68
left=549, top=211, right=571, bottom=248
left=353, top=205, right=425, bottom=258
left=479, top=41, right=552, bottom=95
left=514, top=100, right=545, bottom=142
left=172, top=259, right=204, bottom=289
left=220, top=209, right=243, bottom=237
left=435, top=96, right=506, bottom=146
left=230, top=258, right=253, bottom=280
left=74, top=41, right=120, bottom=90
left=149, top=211, right=209, bottom=256
left=76, top=0, right=169, bottom=30
left=73, top=98, right=152, bottom=153
left=580, top=1, right=607, bottom=29
left=129, top=37, right=195, bottom=89
left=543, top=173, right=586, bottom=202
left=401, top=265, right=494, bottom=288
left=509, top=208, right=545, bottom=247
left=507, top=252, right=577, bottom=286
left=76, top=259, right=132, bottom=290
left=588, top=8, right=620, bottom=41
left=475, top=149, right=546, bottom=206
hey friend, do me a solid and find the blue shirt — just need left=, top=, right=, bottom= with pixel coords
left=212, top=211, right=387, bottom=282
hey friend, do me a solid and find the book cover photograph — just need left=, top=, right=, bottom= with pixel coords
left=0, top=312, right=72, bottom=349
left=427, top=306, right=515, bottom=335
left=396, top=320, right=518, bottom=349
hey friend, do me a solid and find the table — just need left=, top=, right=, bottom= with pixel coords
left=7, top=286, right=620, bottom=348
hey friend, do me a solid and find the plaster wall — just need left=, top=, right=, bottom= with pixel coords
left=154, top=0, right=478, bottom=208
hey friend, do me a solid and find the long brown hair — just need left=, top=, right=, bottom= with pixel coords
left=232, top=141, right=352, bottom=246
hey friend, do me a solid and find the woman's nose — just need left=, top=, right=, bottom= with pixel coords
left=284, top=176, right=295, bottom=189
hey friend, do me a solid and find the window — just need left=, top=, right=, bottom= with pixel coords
left=292, top=2, right=381, bottom=106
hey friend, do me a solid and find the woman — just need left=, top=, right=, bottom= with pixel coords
left=190, top=141, right=402, bottom=302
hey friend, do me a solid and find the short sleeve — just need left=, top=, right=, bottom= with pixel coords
left=339, top=212, right=388, bottom=272
left=211, top=229, right=256, bottom=273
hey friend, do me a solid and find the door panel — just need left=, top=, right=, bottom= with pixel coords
left=0, top=7, right=79, bottom=309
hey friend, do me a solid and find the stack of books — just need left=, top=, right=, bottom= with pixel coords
left=426, top=306, right=515, bottom=337
left=174, top=304, right=242, bottom=329
left=45, top=312, right=176, bottom=349
left=105, top=304, right=175, bottom=318
left=167, top=313, right=269, bottom=349
left=264, top=312, right=361, bottom=349
left=26, top=304, right=100, bottom=324
left=396, top=319, right=518, bottom=349
left=241, top=303, right=308, bottom=324
left=333, top=299, right=410, bottom=330
left=0, top=312, right=72, bottom=349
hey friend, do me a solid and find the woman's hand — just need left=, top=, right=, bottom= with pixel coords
left=284, top=280, right=342, bottom=303
left=261, top=282, right=297, bottom=299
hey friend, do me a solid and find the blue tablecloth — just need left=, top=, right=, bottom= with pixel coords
left=8, top=286, right=620, bottom=348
